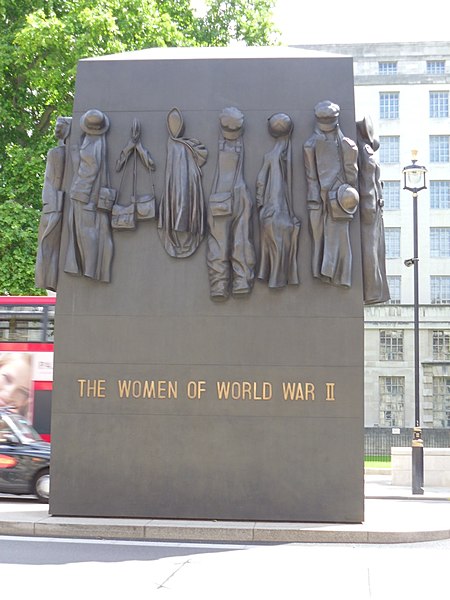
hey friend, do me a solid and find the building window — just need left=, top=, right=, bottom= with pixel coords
left=379, top=376, right=405, bottom=427
left=431, top=276, right=450, bottom=304
left=430, top=91, right=449, bottom=118
left=379, top=61, right=397, bottom=74
left=380, top=330, right=404, bottom=360
left=430, top=136, right=449, bottom=162
left=383, top=181, right=401, bottom=210
left=380, top=92, right=399, bottom=119
left=430, top=227, right=450, bottom=257
left=385, top=228, right=401, bottom=258
left=427, top=60, right=445, bottom=75
left=387, top=276, right=401, bottom=304
left=432, top=331, right=450, bottom=361
left=380, top=136, right=400, bottom=163
left=430, top=181, right=450, bottom=209
left=432, top=377, right=450, bottom=427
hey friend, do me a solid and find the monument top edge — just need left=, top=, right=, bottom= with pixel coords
left=80, top=45, right=347, bottom=62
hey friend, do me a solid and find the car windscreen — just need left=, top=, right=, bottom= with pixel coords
left=6, top=414, right=43, bottom=443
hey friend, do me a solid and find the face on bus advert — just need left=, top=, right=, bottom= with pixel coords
left=0, top=352, right=33, bottom=417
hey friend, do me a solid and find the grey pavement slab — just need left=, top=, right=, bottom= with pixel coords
left=1, top=493, right=450, bottom=543
left=365, top=472, right=450, bottom=500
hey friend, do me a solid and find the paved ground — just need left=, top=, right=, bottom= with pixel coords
left=2, top=536, right=449, bottom=598
left=1, top=474, right=449, bottom=544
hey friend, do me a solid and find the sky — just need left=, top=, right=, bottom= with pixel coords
left=274, top=0, right=448, bottom=45
left=192, top=1, right=449, bottom=46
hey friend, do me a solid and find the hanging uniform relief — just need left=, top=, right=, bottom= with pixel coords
left=113, top=119, right=156, bottom=231
left=35, top=116, right=72, bottom=292
left=158, top=108, right=208, bottom=258
left=356, top=115, right=390, bottom=304
left=206, top=107, right=256, bottom=301
left=64, top=108, right=115, bottom=283
left=256, top=113, right=301, bottom=288
left=303, top=101, right=359, bottom=288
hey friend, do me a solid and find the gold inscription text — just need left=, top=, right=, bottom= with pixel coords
left=325, top=383, right=336, bottom=401
left=117, top=379, right=178, bottom=399
left=282, top=382, right=315, bottom=401
left=77, top=378, right=337, bottom=403
left=216, top=381, right=272, bottom=401
left=186, top=380, right=207, bottom=399
left=78, top=379, right=106, bottom=398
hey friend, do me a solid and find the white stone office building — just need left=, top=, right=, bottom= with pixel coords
left=295, top=42, right=450, bottom=430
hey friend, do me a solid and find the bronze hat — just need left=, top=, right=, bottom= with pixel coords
left=220, top=107, right=244, bottom=140
left=356, top=115, right=380, bottom=151
left=337, top=184, right=359, bottom=214
left=314, top=100, right=340, bottom=124
left=268, top=113, right=293, bottom=138
left=315, top=100, right=340, bottom=119
left=80, top=109, right=110, bottom=135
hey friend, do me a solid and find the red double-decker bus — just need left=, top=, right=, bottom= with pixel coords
left=0, top=296, right=54, bottom=441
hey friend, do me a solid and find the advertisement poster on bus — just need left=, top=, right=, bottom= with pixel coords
left=0, top=351, right=34, bottom=420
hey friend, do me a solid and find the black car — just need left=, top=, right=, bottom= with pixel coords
left=0, top=409, right=50, bottom=502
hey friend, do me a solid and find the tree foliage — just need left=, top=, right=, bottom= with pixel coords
left=0, top=0, right=278, bottom=295
left=201, top=0, right=276, bottom=46
left=0, top=200, right=41, bottom=296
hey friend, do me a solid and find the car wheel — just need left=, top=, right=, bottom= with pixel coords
left=34, top=468, right=50, bottom=503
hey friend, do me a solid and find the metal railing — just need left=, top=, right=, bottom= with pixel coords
left=364, top=427, right=450, bottom=462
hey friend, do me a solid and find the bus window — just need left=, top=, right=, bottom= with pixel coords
left=0, top=304, right=54, bottom=342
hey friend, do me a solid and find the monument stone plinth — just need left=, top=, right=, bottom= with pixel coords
left=49, top=47, right=364, bottom=523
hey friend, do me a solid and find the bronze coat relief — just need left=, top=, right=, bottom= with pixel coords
left=303, top=101, right=359, bottom=288
left=256, top=113, right=301, bottom=288
left=64, top=109, right=114, bottom=283
left=35, top=116, right=72, bottom=292
left=356, top=116, right=390, bottom=304
left=158, top=108, right=208, bottom=258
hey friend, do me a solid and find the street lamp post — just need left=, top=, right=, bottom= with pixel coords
left=402, top=150, right=427, bottom=495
